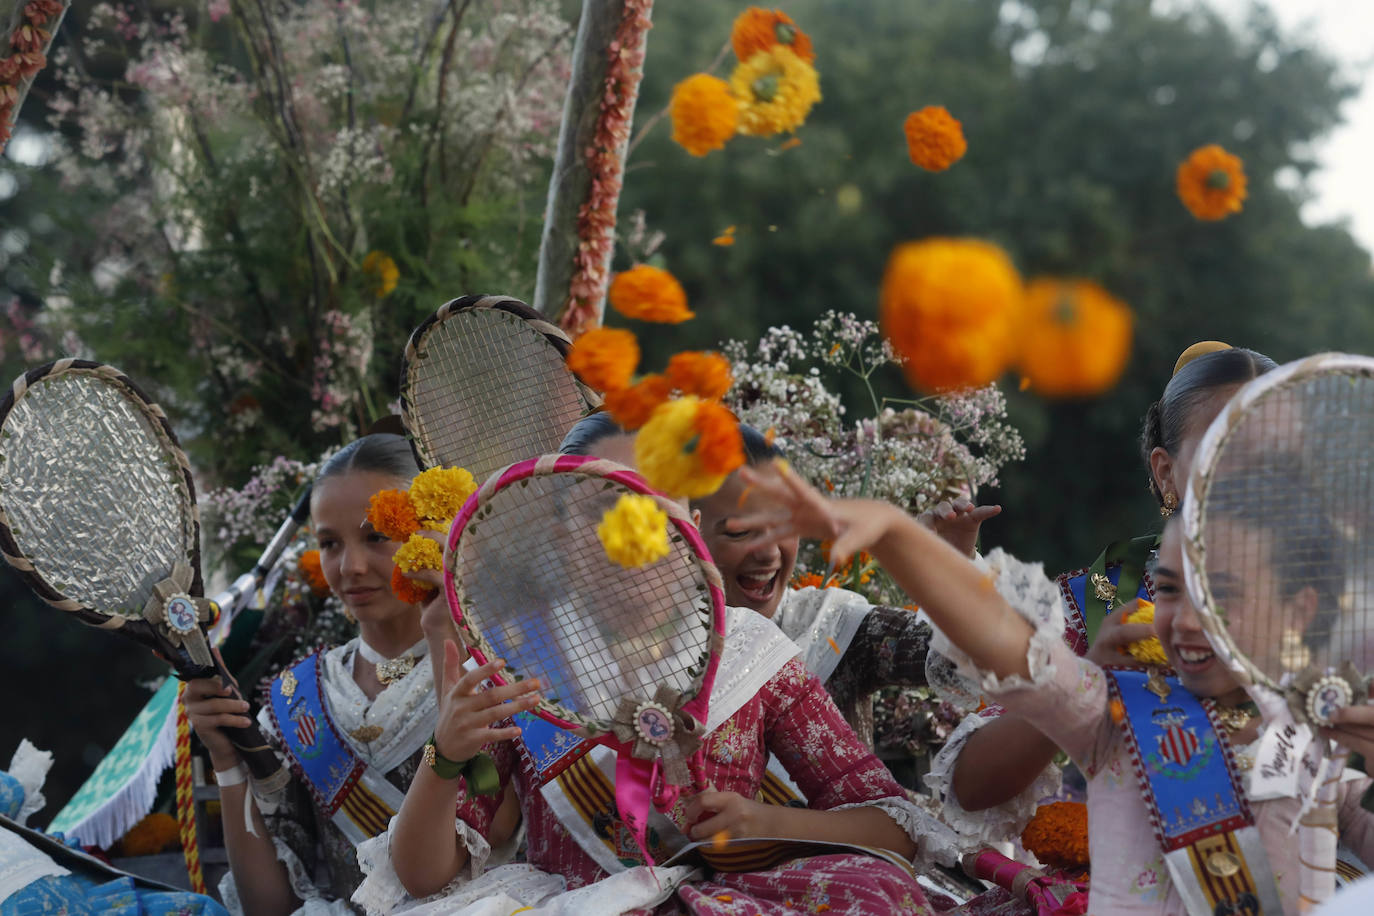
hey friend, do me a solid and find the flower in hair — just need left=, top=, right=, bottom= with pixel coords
left=730, top=8, right=815, bottom=65
left=1176, top=144, right=1247, bottom=221
left=1021, top=801, right=1089, bottom=869
left=608, top=265, right=694, bottom=324
left=394, top=532, right=444, bottom=573
left=1123, top=599, right=1167, bottom=666
left=904, top=106, right=966, bottom=172
left=597, top=493, right=671, bottom=568
left=670, top=73, right=738, bottom=157
left=604, top=374, right=673, bottom=431
left=567, top=326, right=641, bottom=392
left=297, top=549, right=331, bottom=597
left=390, top=565, right=436, bottom=604
left=635, top=396, right=745, bottom=499
left=409, top=466, right=478, bottom=531
left=367, top=489, right=421, bottom=541
left=666, top=351, right=733, bottom=401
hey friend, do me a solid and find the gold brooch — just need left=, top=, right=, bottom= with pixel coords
left=349, top=724, right=384, bottom=743
left=1206, top=850, right=1242, bottom=878
left=1213, top=704, right=1254, bottom=734
left=1090, top=572, right=1118, bottom=609
left=1145, top=668, right=1171, bottom=701
left=376, top=655, right=416, bottom=685
left=280, top=670, right=298, bottom=698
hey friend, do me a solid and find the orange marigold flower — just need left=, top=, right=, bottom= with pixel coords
left=731, top=7, right=815, bottom=64
left=880, top=238, right=1023, bottom=392
left=297, top=549, right=331, bottom=597
left=367, top=489, right=421, bottom=542
left=1176, top=144, right=1247, bottom=221
left=607, top=265, right=694, bottom=324
left=903, top=106, right=967, bottom=172
left=118, top=812, right=180, bottom=857
left=670, top=73, right=739, bottom=157
left=1110, top=699, right=1126, bottom=724
left=665, top=351, right=733, bottom=401
left=604, top=374, right=672, bottom=431
left=1016, top=278, right=1133, bottom=397
left=693, top=399, right=745, bottom=476
left=567, top=326, right=640, bottom=392
left=791, top=571, right=826, bottom=589
left=1021, top=801, right=1090, bottom=869
left=390, top=564, right=437, bottom=604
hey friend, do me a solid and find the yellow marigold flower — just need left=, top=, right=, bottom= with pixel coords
left=567, top=326, right=640, bottom=392
left=607, top=265, right=694, bottom=324
left=1124, top=599, right=1168, bottom=666
left=1021, top=801, right=1089, bottom=869
left=670, top=73, right=739, bottom=157
left=1016, top=278, right=1133, bottom=397
left=596, top=493, right=671, bottom=568
left=880, top=238, right=1023, bottom=392
left=394, top=532, right=443, bottom=573
left=361, top=250, right=400, bottom=297
left=1176, top=144, right=1247, bottom=221
left=730, top=46, right=821, bottom=138
left=903, top=106, right=967, bottom=172
left=408, top=466, right=477, bottom=528
left=731, top=8, right=815, bottom=64
left=635, top=396, right=745, bottom=499
left=665, top=351, right=733, bottom=401
left=604, top=374, right=673, bottom=431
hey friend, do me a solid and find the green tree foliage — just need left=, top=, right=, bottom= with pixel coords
left=619, top=0, right=1373, bottom=570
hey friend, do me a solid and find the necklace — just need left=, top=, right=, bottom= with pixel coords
left=357, top=637, right=428, bottom=686
left=1213, top=701, right=1259, bottom=734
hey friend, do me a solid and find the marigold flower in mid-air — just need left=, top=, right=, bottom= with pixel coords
left=361, top=250, right=400, bottom=297
left=604, top=374, right=673, bottom=431
left=608, top=265, right=694, bottom=324
left=730, top=46, right=821, bottom=137
left=367, top=489, right=421, bottom=541
left=730, top=7, right=815, bottom=64
left=1016, top=278, right=1133, bottom=397
left=635, top=396, right=744, bottom=498
left=670, top=73, right=739, bottom=157
left=567, top=326, right=640, bottom=392
left=596, top=493, right=671, bottom=568
left=297, top=549, right=331, bottom=597
left=903, top=106, right=967, bottom=172
left=880, top=238, right=1023, bottom=392
left=390, top=565, right=436, bottom=604
left=1176, top=144, right=1247, bottom=221
left=409, top=466, right=478, bottom=529
left=665, top=351, right=733, bottom=401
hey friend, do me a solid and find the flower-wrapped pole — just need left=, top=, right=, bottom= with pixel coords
left=0, top=0, right=71, bottom=153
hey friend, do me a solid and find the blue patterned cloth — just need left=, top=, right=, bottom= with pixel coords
left=0, top=774, right=24, bottom=822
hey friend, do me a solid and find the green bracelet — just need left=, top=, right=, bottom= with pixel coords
left=423, top=735, right=500, bottom=796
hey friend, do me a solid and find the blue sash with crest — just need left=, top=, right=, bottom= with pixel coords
left=267, top=653, right=404, bottom=844
left=1104, top=667, right=1281, bottom=915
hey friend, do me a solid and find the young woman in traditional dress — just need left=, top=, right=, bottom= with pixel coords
left=359, top=417, right=960, bottom=915
left=730, top=454, right=1374, bottom=914
left=183, top=434, right=517, bottom=915
left=926, top=344, right=1278, bottom=850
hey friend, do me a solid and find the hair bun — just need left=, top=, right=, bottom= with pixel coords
left=1172, top=341, right=1232, bottom=377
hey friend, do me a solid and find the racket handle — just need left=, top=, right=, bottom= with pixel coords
left=205, top=654, right=291, bottom=794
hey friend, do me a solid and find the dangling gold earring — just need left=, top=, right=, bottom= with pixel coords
left=1161, top=492, right=1178, bottom=517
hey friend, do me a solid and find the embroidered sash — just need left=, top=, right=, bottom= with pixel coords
left=1057, top=559, right=1155, bottom=656
left=1104, top=668, right=1282, bottom=915
left=267, top=653, right=408, bottom=846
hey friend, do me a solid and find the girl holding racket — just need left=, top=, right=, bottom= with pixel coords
left=183, top=434, right=517, bottom=915
left=730, top=455, right=1374, bottom=914
left=365, top=417, right=960, bottom=915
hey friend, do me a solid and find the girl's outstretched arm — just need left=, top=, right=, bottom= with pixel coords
left=737, top=464, right=1034, bottom=680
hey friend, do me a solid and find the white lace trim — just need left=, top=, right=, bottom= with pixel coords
left=352, top=815, right=493, bottom=914
left=7, top=739, right=52, bottom=827
left=924, top=711, right=1062, bottom=848
left=928, top=548, right=1065, bottom=696
left=276, top=833, right=325, bottom=902
left=217, top=842, right=354, bottom=916
left=830, top=795, right=965, bottom=868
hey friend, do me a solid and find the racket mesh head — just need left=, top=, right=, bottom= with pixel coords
left=1190, top=358, right=1374, bottom=687
left=452, top=469, right=713, bottom=729
left=404, top=307, right=589, bottom=482
left=0, top=371, right=194, bottom=616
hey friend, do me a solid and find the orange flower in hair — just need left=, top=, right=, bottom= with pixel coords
left=694, top=399, right=745, bottom=475
left=731, top=7, right=814, bottom=64
left=903, top=106, right=967, bottom=172
left=367, top=489, right=421, bottom=542
left=608, top=265, right=694, bottom=324
left=390, top=565, right=436, bottom=604
left=1021, top=801, right=1090, bottom=869
left=297, top=549, right=331, bottom=597
left=665, top=351, right=733, bottom=401
left=1176, top=144, right=1247, bottom=221
left=567, top=326, right=640, bottom=392
left=604, top=374, right=673, bottom=431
